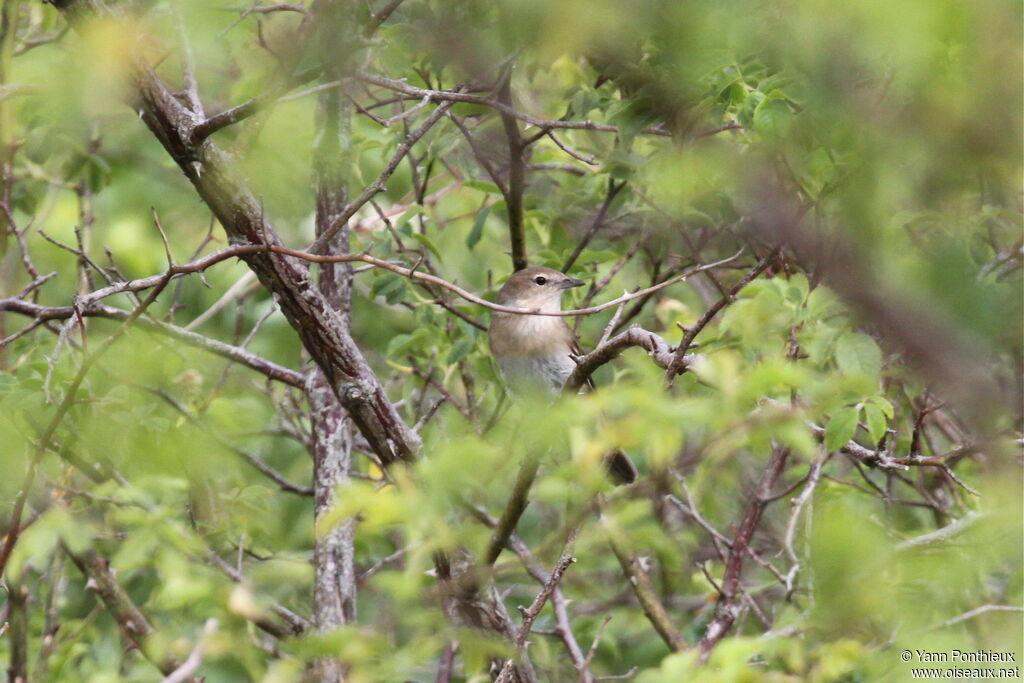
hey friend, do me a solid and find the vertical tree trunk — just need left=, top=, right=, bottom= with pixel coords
left=307, top=3, right=358, bottom=680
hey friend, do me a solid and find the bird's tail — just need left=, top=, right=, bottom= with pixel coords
left=604, top=448, right=638, bottom=485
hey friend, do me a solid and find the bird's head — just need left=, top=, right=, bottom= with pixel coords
left=495, top=267, right=585, bottom=311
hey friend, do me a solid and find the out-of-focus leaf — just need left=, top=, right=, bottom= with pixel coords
left=863, top=403, right=886, bottom=444
left=466, top=204, right=492, bottom=249
left=825, top=406, right=859, bottom=452
left=835, top=332, right=882, bottom=377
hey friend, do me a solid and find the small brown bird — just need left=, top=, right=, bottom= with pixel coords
left=488, top=267, right=637, bottom=484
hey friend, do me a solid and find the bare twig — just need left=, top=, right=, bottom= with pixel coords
left=0, top=298, right=305, bottom=388
left=606, top=526, right=687, bottom=652
left=356, top=72, right=673, bottom=138
left=312, top=96, right=460, bottom=252
left=895, top=512, right=983, bottom=551
left=698, top=445, right=790, bottom=660
left=494, top=547, right=577, bottom=683
left=66, top=546, right=189, bottom=678
left=930, top=604, right=1024, bottom=630
left=485, top=455, right=541, bottom=565
left=161, top=619, right=218, bottom=683
left=781, top=453, right=829, bottom=597
left=562, top=179, right=626, bottom=273
left=664, top=247, right=779, bottom=382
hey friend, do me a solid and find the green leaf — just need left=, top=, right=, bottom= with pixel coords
left=466, top=205, right=492, bottom=250
left=464, top=180, right=503, bottom=195
left=787, top=273, right=810, bottom=304
left=863, top=403, right=886, bottom=444
left=446, top=338, right=474, bottom=364
left=825, top=406, right=860, bottom=452
left=835, top=332, right=882, bottom=377
left=372, top=274, right=408, bottom=304
left=394, top=205, right=425, bottom=231
left=411, top=232, right=443, bottom=261
left=386, top=333, right=413, bottom=357
left=867, top=395, right=895, bottom=419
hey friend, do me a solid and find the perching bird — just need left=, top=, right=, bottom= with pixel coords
left=488, top=266, right=637, bottom=484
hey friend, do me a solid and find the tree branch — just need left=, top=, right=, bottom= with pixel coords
left=47, top=0, right=420, bottom=467
left=497, top=73, right=527, bottom=271
left=605, top=517, right=686, bottom=652
left=564, top=325, right=681, bottom=392
left=0, top=297, right=305, bottom=388
left=494, top=547, right=576, bottom=683
left=561, top=179, right=625, bottom=273
left=664, top=247, right=779, bottom=382
left=698, top=445, right=791, bottom=660
left=65, top=545, right=189, bottom=678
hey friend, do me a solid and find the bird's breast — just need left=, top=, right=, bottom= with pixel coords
left=489, top=313, right=577, bottom=394
left=497, top=354, right=576, bottom=394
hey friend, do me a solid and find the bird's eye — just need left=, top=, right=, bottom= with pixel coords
left=533, top=276, right=547, bottom=285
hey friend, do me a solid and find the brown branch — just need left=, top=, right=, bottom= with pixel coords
left=484, top=455, right=541, bottom=565
left=494, top=548, right=577, bottom=683
left=561, top=179, right=625, bottom=273
left=465, top=506, right=593, bottom=682
left=5, top=242, right=742, bottom=321
left=0, top=298, right=305, bottom=388
left=506, top=537, right=592, bottom=681
left=234, top=3, right=308, bottom=14
left=497, top=73, right=528, bottom=271
left=191, top=65, right=322, bottom=140
left=564, top=325, right=678, bottom=392
left=363, top=0, right=406, bottom=37
left=664, top=247, right=779, bottom=382
left=48, top=0, right=420, bottom=467
left=206, top=552, right=309, bottom=637
left=605, top=518, right=686, bottom=652
left=356, top=71, right=673, bottom=138
left=5, top=580, right=27, bottom=683
left=65, top=545, right=189, bottom=678
left=435, top=641, right=456, bottom=682
left=698, top=445, right=791, bottom=660
left=311, top=96, right=459, bottom=252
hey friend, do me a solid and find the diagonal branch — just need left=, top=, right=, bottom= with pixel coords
left=664, top=247, right=779, bottom=382
left=698, top=445, right=791, bottom=660
left=65, top=545, right=190, bottom=679
left=494, top=545, right=577, bottom=683
left=604, top=513, right=686, bottom=652
left=561, top=179, right=625, bottom=273
left=47, top=0, right=420, bottom=467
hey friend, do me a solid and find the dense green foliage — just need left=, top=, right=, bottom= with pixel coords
left=0, top=1, right=1020, bottom=681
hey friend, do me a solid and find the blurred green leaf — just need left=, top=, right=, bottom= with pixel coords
left=825, top=405, right=859, bottom=452
left=835, top=332, right=883, bottom=377
left=466, top=204, right=492, bottom=249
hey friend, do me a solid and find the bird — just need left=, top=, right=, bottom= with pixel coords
left=488, top=266, right=637, bottom=484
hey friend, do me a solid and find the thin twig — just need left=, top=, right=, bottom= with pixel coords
left=664, top=247, right=779, bottom=382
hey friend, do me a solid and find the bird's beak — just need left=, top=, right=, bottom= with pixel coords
left=560, top=277, right=585, bottom=289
